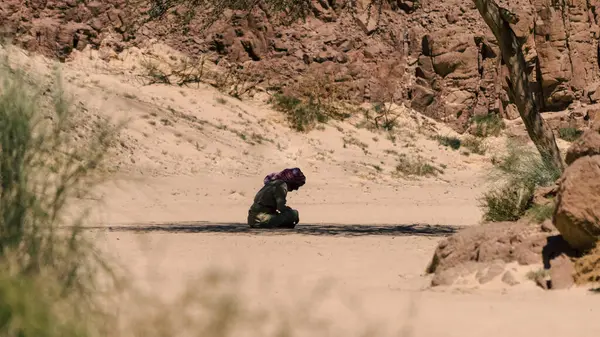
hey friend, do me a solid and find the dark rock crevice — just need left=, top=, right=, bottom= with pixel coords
left=535, top=55, right=546, bottom=111
left=590, top=0, right=600, bottom=72
left=588, top=0, right=596, bottom=24
left=532, top=17, right=547, bottom=112
left=559, top=0, right=575, bottom=76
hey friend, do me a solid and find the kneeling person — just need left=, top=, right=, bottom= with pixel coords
left=247, top=167, right=306, bottom=228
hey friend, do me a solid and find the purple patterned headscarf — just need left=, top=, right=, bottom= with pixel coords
left=264, top=167, right=306, bottom=189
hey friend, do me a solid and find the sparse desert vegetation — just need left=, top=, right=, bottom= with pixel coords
left=269, top=72, right=352, bottom=132
left=558, top=127, right=584, bottom=142
left=394, top=153, right=442, bottom=178
left=481, top=140, right=561, bottom=222
left=471, top=113, right=505, bottom=138
left=436, top=134, right=487, bottom=155
left=436, top=135, right=462, bottom=150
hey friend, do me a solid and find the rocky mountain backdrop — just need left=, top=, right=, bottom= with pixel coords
left=2, top=0, right=600, bottom=133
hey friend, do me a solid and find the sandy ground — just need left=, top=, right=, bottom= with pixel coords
left=3, top=43, right=599, bottom=336
left=93, top=229, right=600, bottom=337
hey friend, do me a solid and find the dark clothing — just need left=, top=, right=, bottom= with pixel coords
left=247, top=180, right=299, bottom=228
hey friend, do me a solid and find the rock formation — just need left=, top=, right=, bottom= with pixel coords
left=2, top=0, right=600, bottom=134
left=553, top=123, right=600, bottom=251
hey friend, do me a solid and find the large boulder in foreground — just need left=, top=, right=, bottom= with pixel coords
left=426, top=221, right=552, bottom=286
left=552, top=123, right=600, bottom=252
left=564, top=124, right=600, bottom=165
left=426, top=220, right=579, bottom=289
left=553, top=155, right=600, bottom=252
left=427, top=222, right=549, bottom=273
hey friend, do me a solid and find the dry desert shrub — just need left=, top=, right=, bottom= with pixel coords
left=212, top=61, right=265, bottom=99
left=394, top=153, right=442, bottom=178
left=462, top=135, right=487, bottom=155
left=270, top=71, right=351, bottom=132
left=369, top=59, right=406, bottom=131
left=471, top=113, right=505, bottom=138
left=481, top=140, right=561, bottom=222
left=436, top=135, right=462, bottom=150
left=139, top=53, right=207, bottom=86
left=435, top=134, right=486, bottom=155
left=0, top=48, right=122, bottom=337
left=138, top=52, right=264, bottom=99
left=574, top=245, right=600, bottom=286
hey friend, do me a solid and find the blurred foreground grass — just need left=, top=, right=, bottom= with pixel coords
left=0, top=46, right=122, bottom=337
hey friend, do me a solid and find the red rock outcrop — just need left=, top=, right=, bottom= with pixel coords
left=553, top=124, right=600, bottom=251
left=2, top=0, right=600, bottom=133
left=0, top=0, right=132, bottom=61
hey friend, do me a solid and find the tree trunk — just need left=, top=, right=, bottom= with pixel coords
left=472, top=0, right=565, bottom=172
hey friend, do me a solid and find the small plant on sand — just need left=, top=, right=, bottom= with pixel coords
left=270, top=72, right=350, bottom=132
left=462, top=135, right=487, bottom=155
left=558, top=127, right=583, bottom=142
left=139, top=53, right=207, bottom=87
left=481, top=183, right=533, bottom=221
left=394, top=154, right=441, bottom=177
left=139, top=50, right=265, bottom=99
left=481, top=140, right=561, bottom=222
left=372, top=101, right=399, bottom=131
left=213, top=62, right=265, bottom=99
left=526, top=268, right=549, bottom=281
left=436, top=135, right=462, bottom=150
left=525, top=203, right=555, bottom=224
left=471, top=113, right=505, bottom=137
left=343, top=135, right=369, bottom=155
left=271, top=94, right=328, bottom=132
left=365, top=60, right=405, bottom=131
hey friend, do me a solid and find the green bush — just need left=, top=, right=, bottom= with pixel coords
left=526, top=203, right=555, bottom=224
left=472, top=113, right=505, bottom=137
left=558, top=127, right=583, bottom=142
left=481, top=185, right=532, bottom=222
left=270, top=94, right=331, bottom=132
left=270, top=93, right=351, bottom=132
left=436, top=135, right=461, bottom=150
left=481, top=140, right=561, bottom=222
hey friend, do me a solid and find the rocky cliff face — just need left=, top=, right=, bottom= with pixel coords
left=2, top=0, right=600, bottom=133
left=0, top=1, right=132, bottom=61
left=412, top=0, right=600, bottom=132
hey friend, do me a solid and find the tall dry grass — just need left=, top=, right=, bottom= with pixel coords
left=480, top=139, right=561, bottom=222
left=0, top=50, right=121, bottom=337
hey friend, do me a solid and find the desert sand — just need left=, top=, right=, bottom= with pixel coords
left=4, top=43, right=599, bottom=336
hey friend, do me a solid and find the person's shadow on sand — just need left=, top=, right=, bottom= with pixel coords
left=102, top=222, right=463, bottom=237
